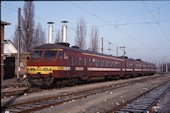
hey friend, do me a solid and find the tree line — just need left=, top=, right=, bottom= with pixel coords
left=159, top=63, right=170, bottom=73
left=13, top=1, right=100, bottom=53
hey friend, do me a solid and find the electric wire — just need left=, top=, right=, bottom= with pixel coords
left=142, top=1, right=170, bottom=43
left=8, top=29, right=18, bottom=40
left=2, top=2, right=169, bottom=58
left=70, top=1, right=155, bottom=51
left=69, top=1, right=170, bottom=60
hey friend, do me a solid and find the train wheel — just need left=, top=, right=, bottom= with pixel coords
left=43, top=76, right=54, bottom=86
left=56, top=81, right=62, bottom=88
left=28, top=78, right=37, bottom=87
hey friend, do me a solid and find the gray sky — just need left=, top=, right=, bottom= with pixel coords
left=1, top=1, right=170, bottom=64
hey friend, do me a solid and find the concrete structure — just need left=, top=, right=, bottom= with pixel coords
left=1, top=21, right=10, bottom=80
left=12, top=52, right=30, bottom=76
left=61, top=21, right=68, bottom=43
left=47, top=22, right=54, bottom=44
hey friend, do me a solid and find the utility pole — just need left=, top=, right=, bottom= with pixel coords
left=108, top=42, right=111, bottom=55
left=162, top=59, right=164, bottom=73
left=17, top=8, right=21, bottom=82
left=120, top=47, right=126, bottom=57
left=101, top=37, right=103, bottom=54
left=166, top=61, right=168, bottom=73
left=117, top=46, right=118, bottom=57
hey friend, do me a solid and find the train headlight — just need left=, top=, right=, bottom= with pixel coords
left=30, top=68, right=35, bottom=71
left=43, top=68, right=49, bottom=71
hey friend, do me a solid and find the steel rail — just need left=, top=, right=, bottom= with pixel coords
left=107, top=81, right=170, bottom=113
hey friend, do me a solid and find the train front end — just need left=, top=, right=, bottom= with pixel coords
left=27, top=46, right=58, bottom=86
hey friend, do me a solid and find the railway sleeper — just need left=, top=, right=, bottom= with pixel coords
left=117, top=108, right=144, bottom=112
left=124, top=106, right=148, bottom=110
left=5, top=109, right=22, bottom=113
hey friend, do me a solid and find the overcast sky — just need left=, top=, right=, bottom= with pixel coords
left=1, top=1, right=170, bottom=64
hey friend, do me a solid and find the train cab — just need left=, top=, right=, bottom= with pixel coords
left=27, top=44, right=64, bottom=86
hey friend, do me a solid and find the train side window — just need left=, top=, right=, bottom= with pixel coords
left=32, top=50, right=42, bottom=59
left=98, top=60, right=100, bottom=67
left=115, top=61, right=119, bottom=68
left=71, top=56, right=74, bottom=66
left=59, top=51, right=63, bottom=59
left=103, top=61, right=105, bottom=67
left=44, top=50, right=57, bottom=58
left=89, top=58, right=92, bottom=66
left=95, top=59, right=99, bottom=67
left=112, top=62, right=114, bottom=67
left=100, top=60, right=103, bottom=67
left=106, top=61, right=108, bottom=67
left=78, top=57, right=81, bottom=65
left=64, top=51, right=68, bottom=59
left=101, top=61, right=103, bottom=67
left=109, top=61, right=112, bottom=67
left=84, top=58, right=86, bottom=66
left=118, top=62, right=121, bottom=68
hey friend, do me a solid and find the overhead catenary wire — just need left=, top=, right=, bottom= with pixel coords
left=2, top=2, right=50, bottom=42
left=8, top=29, right=18, bottom=40
left=70, top=1, right=157, bottom=52
left=1, top=5, right=18, bottom=12
left=112, top=2, right=170, bottom=22
left=142, top=1, right=170, bottom=43
left=3, top=2, right=169, bottom=51
left=2, top=3, right=50, bottom=26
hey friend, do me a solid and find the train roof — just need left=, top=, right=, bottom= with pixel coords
left=33, top=43, right=155, bottom=65
left=34, top=43, right=125, bottom=61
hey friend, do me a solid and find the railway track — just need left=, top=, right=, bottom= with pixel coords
left=107, top=81, right=170, bottom=113
left=1, top=83, right=30, bottom=90
left=1, top=86, right=44, bottom=99
left=2, top=75, right=164, bottom=113
left=1, top=75, right=158, bottom=99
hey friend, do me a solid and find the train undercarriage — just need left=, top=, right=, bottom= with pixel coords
left=28, top=74, right=54, bottom=86
left=27, top=72, right=155, bottom=88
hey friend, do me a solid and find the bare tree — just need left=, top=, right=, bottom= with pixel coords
left=13, top=27, right=19, bottom=49
left=55, top=30, right=62, bottom=43
left=89, top=25, right=99, bottom=52
left=21, top=1, right=35, bottom=52
left=75, top=17, right=87, bottom=49
left=13, top=1, right=46, bottom=52
left=34, top=22, right=46, bottom=47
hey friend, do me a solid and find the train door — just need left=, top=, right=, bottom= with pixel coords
left=70, top=51, right=75, bottom=78
left=121, top=60, right=125, bottom=77
left=83, top=57, right=88, bottom=79
left=76, top=54, right=84, bottom=78
left=122, top=60, right=126, bottom=77
left=58, top=50, right=64, bottom=65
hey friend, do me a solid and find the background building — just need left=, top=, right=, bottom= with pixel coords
left=1, top=21, right=10, bottom=81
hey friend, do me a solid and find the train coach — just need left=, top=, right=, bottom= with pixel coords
left=27, top=43, right=156, bottom=86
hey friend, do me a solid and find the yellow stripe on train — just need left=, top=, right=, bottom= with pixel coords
left=27, top=66, right=71, bottom=74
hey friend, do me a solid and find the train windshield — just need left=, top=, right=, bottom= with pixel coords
left=32, top=50, right=43, bottom=59
left=44, top=50, right=57, bottom=58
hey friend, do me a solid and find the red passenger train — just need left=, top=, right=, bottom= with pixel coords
left=27, top=43, right=156, bottom=86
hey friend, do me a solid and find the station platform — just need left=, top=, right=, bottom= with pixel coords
left=1, top=76, right=29, bottom=88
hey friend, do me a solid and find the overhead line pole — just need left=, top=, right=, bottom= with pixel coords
left=101, top=37, right=103, bottom=54
left=17, top=8, right=21, bottom=82
left=108, top=42, right=111, bottom=55
left=117, top=46, right=118, bottom=57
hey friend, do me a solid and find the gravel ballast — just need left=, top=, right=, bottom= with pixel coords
left=2, top=74, right=169, bottom=113
left=34, top=75, right=170, bottom=113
